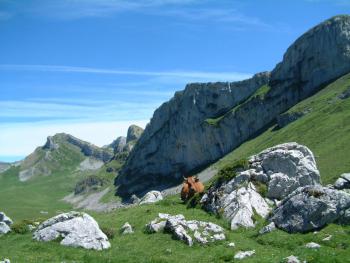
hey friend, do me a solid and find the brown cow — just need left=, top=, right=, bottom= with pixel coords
left=180, top=176, right=204, bottom=201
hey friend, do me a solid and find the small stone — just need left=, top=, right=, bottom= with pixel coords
left=0, top=212, right=13, bottom=226
left=27, top=224, right=37, bottom=232
left=259, top=222, right=276, bottom=235
left=120, top=222, right=133, bottom=234
left=285, top=255, right=300, bottom=263
left=322, top=235, right=332, bottom=241
left=212, top=233, right=225, bottom=241
left=139, top=191, right=163, bottom=205
left=234, top=250, right=255, bottom=260
left=0, top=222, right=11, bottom=235
left=305, top=242, right=321, bottom=249
left=227, top=242, right=235, bottom=247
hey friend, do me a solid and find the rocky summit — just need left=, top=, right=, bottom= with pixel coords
left=116, top=15, right=350, bottom=197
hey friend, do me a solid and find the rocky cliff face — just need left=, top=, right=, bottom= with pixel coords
left=116, top=15, right=350, bottom=197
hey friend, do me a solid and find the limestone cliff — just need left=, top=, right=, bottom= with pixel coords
left=116, top=15, right=350, bottom=197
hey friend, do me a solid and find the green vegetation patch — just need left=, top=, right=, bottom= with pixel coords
left=204, top=84, right=271, bottom=127
left=209, top=158, right=249, bottom=188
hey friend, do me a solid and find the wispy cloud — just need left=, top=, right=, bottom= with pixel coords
left=0, top=0, right=276, bottom=31
left=0, top=64, right=252, bottom=82
left=0, top=99, right=159, bottom=122
left=156, top=8, right=273, bottom=30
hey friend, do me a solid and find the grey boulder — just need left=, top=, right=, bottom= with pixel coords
left=259, top=222, right=276, bottom=235
left=271, top=185, right=350, bottom=233
left=120, top=222, right=133, bottom=234
left=249, top=142, right=320, bottom=200
left=0, top=212, right=13, bottom=226
left=201, top=182, right=270, bottom=230
left=33, top=211, right=110, bottom=250
left=334, top=173, right=350, bottom=190
left=285, top=255, right=300, bottom=263
left=0, top=222, right=11, bottom=235
left=305, top=242, right=321, bottom=249
left=139, top=191, right=163, bottom=205
left=0, top=212, right=12, bottom=235
left=146, top=213, right=225, bottom=246
left=234, top=250, right=255, bottom=260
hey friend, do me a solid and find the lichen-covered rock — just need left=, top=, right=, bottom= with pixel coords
left=116, top=15, right=350, bottom=197
left=139, top=191, right=163, bottom=205
left=146, top=214, right=225, bottom=246
left=201, top=182, right=270, bottom=230
left=271, top=185, right=350, bottom=233
left=0, top=259, right=10, bottom=263
left=249, top=142, right=321, bottom=200
left=33, top=211, right=110, bottom=250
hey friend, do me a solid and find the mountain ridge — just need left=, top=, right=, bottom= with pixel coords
left=116, top=15, right=350, bottom=197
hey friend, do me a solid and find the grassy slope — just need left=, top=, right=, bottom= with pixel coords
left=1, top=74, right=350, bottom=262
left=214, top=73, right=350, bottom=184
left=0, top=155, right=124, bottom=221
left=0, top=196, right=349, bottom=263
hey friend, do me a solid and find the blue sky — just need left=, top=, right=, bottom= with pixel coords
left=0, top=0, right=349, bottom=162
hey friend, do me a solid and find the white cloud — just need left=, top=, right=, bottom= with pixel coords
left=0, top=120, right=149, bottom=157
left=0, top=99, right=160, bottom=125
left=0, top=64, right=252, bottom=82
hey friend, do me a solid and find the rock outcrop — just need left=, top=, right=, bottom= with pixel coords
left=249, top=143, right=320, bottom=200
left=116, top=15, right=350, bottom=197
left=139, top=191, right=163, bottom=205
left=106, top=136, right=127, bottom=154
left=270, top=185, right=350, bottom=233
left=33, top=211, right=110, bottom=250
left=334, top=173, right=350, bottom=190
left=201, top=183, right=270, bottom=230
left=126, top=125, right=144, bottom=143
left=146, top=213, right=225, bottom=246
left=201, top=143, right=320, bottom=230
